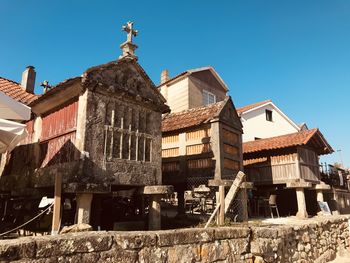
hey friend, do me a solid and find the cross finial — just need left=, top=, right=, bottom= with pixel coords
left=122, top=21, right=138, bottom=43
left=119, top=21, right=139, bottom=60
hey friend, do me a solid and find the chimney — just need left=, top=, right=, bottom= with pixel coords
left=21, top=66, right=36, bottom=94
left=160, top=69, right=169, bottom=84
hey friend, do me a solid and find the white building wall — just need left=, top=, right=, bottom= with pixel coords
left=159, top=78, right=189, bottom=113
left=241, top=104, right=299, bottom=142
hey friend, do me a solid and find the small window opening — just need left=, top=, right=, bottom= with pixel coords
left=265, top=110, right=273, bottom=122
left=203, top=90, right=216, bottom=106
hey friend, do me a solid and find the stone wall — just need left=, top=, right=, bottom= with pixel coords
left=0, top=216, right=349, bottom=263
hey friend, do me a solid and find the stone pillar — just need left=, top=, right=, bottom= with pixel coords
left=296, top=188, right=308, bottom=219
left=76, top=193, right=93, bottom=224
left=287, top=180, right=312, bottom=219
left=315, top=182, right=330, bottom=203
left=177, top=187, right=185, bottom=215
left=139, top=185, right=173, bottom=231
left=149, top=195, right=161, bottom=230
left=51, top=173, right=62, bottom=235
left=316, top=190, right=324, bottom=202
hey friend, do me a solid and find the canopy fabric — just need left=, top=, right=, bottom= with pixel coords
left=0, top=118, right=28, bottom=153
left=0, top=91, right=31, bottom=120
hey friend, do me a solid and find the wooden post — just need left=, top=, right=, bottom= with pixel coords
left=51, top=173, right=62, bottom=235
left=241, top=188, right=248, bottom=221
left=219, top=185, right=225, bottom=225
left=205, top=171, right=247, bottom=228
left=215, top=191, right=220, bottom=224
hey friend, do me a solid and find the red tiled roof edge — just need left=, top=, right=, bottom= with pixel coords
left=236, top=99, right=272, bottom=115
left=0, top=76, right=38, bottom=105
left=29, top=77, right=81, bottom=107
left=162, top=99, right=227, bottom=133
left=243, top=128, right=332, bottom=155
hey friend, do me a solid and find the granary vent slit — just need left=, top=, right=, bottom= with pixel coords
left=103, top=102, right=153, bottom=163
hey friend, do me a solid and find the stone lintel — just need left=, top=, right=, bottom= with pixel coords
left=63, top=183, right=111, bottom=194
left=286, top=179, right=312, bottom=189
left=140, top=185, right=173, bottom=195
left=208, top=179, right=253, bottom=189
left=314, top=183, right=331, bottom=190
left=208, top=179, right=233, bottom=187
left=240, top=182, right=254, bottom=189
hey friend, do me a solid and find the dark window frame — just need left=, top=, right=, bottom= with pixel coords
left=265, top=109, right=273, bottom=122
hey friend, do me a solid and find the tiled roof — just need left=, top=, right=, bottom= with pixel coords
left=236, top=100, right=271, bottom=115
left=29, top=77, right=81, bottom=106
left=162, top=100, right=227, bottom=132
left=0, top=77, right=38, bottom=105
left=243, top=128, right=333, bottom=155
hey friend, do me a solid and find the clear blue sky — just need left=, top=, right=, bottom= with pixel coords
left=1, top=0, right=349, bottom=168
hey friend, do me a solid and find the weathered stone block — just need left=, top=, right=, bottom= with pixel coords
left=252, top=227, right=279, bottom=239
left=99, top=247, right=138, bottom=263
left=157, top=228, right=214, bottom=247
left=227, top=238, right=250, bottom=255
left=114, top=232, right=157, bottom=250
left=138, top=247, right=167, bottom=263
left=36, top=232, right=112, bottom=258
left=0, top=238, right=36, bottom=261
left=166, top=244, right=201, bottom=263
left=201, top=240, right=231, bottom=262
left=214, top=226, right=250, bottom=240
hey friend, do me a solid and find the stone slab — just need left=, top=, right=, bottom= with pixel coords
left=139, top=185, right=173, bottom=195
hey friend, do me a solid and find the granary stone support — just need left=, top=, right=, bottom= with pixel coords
left=287, top=179, right=312, bottom=219
left=295, top=188, right=308, bottom=218
left=315, top=182, right=331, bottom=203
left=149, top=195, right=161, bottom=230
left=76, top=193, right=93, bottom=224
left=140, top=185, right=173, bottom=230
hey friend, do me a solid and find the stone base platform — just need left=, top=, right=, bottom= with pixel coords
left=0, top=215, right=349, bottom=262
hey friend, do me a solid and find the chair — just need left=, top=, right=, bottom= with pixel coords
left=268, top=194, right=280, bottom=218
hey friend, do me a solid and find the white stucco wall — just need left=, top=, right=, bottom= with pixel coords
left=159, top=78, right=189, bottom=113
left=241, top=104, right=299, bottom=142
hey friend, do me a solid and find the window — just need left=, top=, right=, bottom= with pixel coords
left=265, top=109, right=273, bottom=122
left=203, top=90, right=216, bottom=105
left=254, top=137, right=261, bottom=140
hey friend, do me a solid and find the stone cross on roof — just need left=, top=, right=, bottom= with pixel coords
left=122, top=21, right=138, bottom=43
left=119, top=21, right=139, bottom=60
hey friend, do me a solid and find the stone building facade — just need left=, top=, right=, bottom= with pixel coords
left=0, top=24, right=171, bottom=231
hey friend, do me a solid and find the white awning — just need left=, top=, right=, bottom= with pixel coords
left=0, top=118, right=28, bottom=153
left=0, top=91, right=31, bottom=120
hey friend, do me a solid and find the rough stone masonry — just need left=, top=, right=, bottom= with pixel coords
left=0, top=215, right=349, bottom=263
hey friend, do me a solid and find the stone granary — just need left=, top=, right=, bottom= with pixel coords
left=162, top=97, right=247, bottom=219
left=243, top=128, right=333, bottom=218
left=157, top=66, right=247, bottom=219
left=0, top=22, right=171, bottom=232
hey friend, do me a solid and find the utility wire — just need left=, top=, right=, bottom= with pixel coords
left=0, top=203, right=54, bottom=237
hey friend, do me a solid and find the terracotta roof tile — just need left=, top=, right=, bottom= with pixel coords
left=0, top=77, right=38, bottom=105
left=162, top=100, right=226, bottom=132
left=236, top=100, right=272, bottom=115
left=243, top=128, right=333, bottom=155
